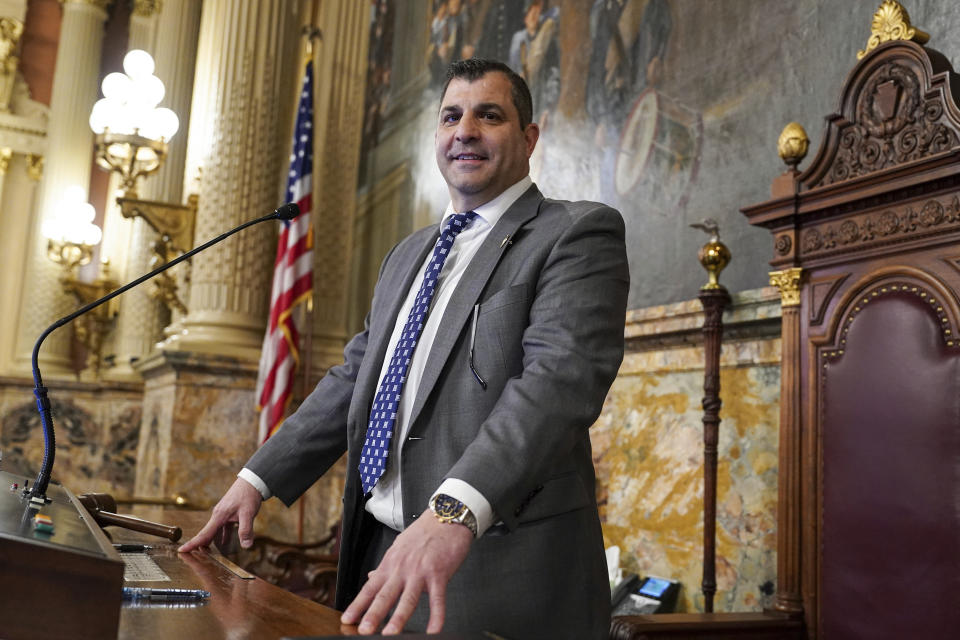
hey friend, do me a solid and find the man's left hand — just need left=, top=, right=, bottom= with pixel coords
left=341, top=508, right=473, bottom=635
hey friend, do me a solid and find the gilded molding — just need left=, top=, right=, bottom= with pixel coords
left=857, top=1, right=929, bottom=60
left=0, top=18, right=25, bottom=112
left=0, top=147, right=11, bottom=174
left=769, top=268, right=803, bottom=308
left=26, top=153, right=42, bottom=180
left=132, top=0, right=161, bottom=18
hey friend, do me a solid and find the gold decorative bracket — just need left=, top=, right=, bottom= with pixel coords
left=117, top=193, right=198, bottom=315
left=857, top=1, right=929, bottom=60
left=770, top=268, right=804, bottom=307
left=117, top=193, right=197, bottom=254
left=60, top=261, right=119, bottom=378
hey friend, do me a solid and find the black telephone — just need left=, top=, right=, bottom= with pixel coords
left=611, top=574, right=680, bottom=616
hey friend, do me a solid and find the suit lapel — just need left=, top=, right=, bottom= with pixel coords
left=406, top=185, right=543, bottom=431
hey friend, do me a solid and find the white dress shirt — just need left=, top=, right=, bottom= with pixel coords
left=241, top=176, right=533, bottom=537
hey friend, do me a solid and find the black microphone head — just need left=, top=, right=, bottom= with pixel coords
left=275, top=203, right=300, bottom=220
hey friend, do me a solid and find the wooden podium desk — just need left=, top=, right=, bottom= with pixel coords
left=118, top=542, right=357, bottom=639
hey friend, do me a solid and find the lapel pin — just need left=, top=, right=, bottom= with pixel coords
left=500, top=235, right=513, bottom=248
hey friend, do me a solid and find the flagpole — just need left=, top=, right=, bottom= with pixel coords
left=296, top=9, right=321, bottom=546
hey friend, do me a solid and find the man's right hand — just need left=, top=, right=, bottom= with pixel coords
left=178, top=477, right=263, bottom=553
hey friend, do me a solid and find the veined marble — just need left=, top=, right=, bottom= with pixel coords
left=593, top=287, right=781, bottom=612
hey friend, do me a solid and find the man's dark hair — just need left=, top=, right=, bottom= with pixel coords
left=440, top=59, right=534, bottom=129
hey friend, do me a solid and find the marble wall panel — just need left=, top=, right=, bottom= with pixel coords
left=132, top=351, right=344, bottom=545
left=592, top=289, right=782, bottom=613
left=0, top=377, right=143, bottom=496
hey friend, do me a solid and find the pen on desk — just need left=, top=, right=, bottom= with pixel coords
left=122, top=587, right=210, bottom=601
left=114, top=543, right=153, bottom=552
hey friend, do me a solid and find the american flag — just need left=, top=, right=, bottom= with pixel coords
left=256, top=60, right=315, bottom=443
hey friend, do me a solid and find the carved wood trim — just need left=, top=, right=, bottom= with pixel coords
left=808, top=274, right=849, bottom=326
left=799, top=193, right=960, bottom=262
left=814, top=267, right=960, bottom=358
left=800, top=41, right=960, bottom=191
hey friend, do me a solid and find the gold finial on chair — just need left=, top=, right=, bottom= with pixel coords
left=777, top=122, right=809, bottom=171
left=691, top=219, right=731, bottom=291
left=857, top=1, right=929, bottom=60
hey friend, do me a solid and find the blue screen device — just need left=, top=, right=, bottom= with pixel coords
left=638, top=576, right=672, bottom=598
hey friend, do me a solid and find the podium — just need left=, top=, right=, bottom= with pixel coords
left=0, top=469, right=124, bottom=640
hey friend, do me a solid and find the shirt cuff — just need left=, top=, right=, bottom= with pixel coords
left=431, top=478, right=496, bottom=537
left=238, top=468, right=272, bottom=501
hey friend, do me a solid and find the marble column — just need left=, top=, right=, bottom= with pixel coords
left=14, top=0, right=110, bottom=376
left=108, top=0, right=201, bottom=378
left=132, top=0, right=301, bottom=513
left=308, top=0, right=369, bottom=372
left=170, top=0, right=301, bottom=362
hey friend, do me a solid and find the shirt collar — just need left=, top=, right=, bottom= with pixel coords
left=441, top=175, right=533, bottom=229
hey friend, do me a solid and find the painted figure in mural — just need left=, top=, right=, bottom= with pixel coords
left=507, top=0, right=561, bottom=182
left=508, top=1, right=561, bottom=123
left=472, top=0, right=526, bottom=65
left=586, top=0, right=672, bottom=201
left=428, top=0, right=471, bottom=84
left=181, top=59, right=629, bottom=639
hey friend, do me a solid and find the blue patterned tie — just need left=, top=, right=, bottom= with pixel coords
left=359, top=211, right=479, bottom=494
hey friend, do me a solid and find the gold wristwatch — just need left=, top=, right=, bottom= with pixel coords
left=429, top=493, right=478, bottom=537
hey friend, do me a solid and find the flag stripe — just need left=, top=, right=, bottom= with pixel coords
left=256, top=59, right=315, bottom=444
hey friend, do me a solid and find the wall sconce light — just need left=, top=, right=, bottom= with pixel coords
left=42, top=186, right=118, bottom=376
left=90, top=49, right=195, bottom=313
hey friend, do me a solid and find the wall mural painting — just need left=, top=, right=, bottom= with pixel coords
left=362, top=0, right=396, bottom=163
left=417, top=0, right=701, bottom=215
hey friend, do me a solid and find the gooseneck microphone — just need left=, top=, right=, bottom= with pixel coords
left=27, top=202, right=301, bottom=503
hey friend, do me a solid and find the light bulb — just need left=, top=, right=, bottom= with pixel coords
left=123, top=49, right=155, bottom=79
left=153, top=108, right=179, bottom=140
left=89, top=99, right=110, bottom=133
left=131, top=75, right=165, bottom=109
left=77, top=202, right=96, bottom=223
left=82, top=222, right=103, bottom=247
left=63, top=185, right=86, bottom=205
left=101, top=72, right=131, bottom=100
left=42, top=218, right=64, bottom=242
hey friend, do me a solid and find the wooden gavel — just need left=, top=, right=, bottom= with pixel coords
left=78, top=492, right=182, bottom=542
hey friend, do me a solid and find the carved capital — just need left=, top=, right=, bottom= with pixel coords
left=26, top=153, right=42, bottom=180
left=0, top=18, right=24, bottom=60
left=0, top=18, right=24, bottom=112
left=770, top=267, right=803, bottom=307
left=132, top=0, right=161, bottom=18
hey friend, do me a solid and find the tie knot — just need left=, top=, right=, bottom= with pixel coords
left=443, top=211, right=478, bottom=238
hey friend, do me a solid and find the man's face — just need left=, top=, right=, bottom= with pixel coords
left=435, top=72, right=539, bottom=212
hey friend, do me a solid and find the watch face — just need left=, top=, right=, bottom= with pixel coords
left=434, top=494, right=466, bottom=519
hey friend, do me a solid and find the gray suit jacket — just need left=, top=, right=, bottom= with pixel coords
left=246, top=184, right=629, bottom=639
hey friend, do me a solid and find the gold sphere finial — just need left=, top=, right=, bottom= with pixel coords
left=691, top=219, right=731, bottom=291
left=777, top=122, right=809, bottom=171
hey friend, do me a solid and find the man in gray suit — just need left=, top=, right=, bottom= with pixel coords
left=180, top=58, right=629, bottom=639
